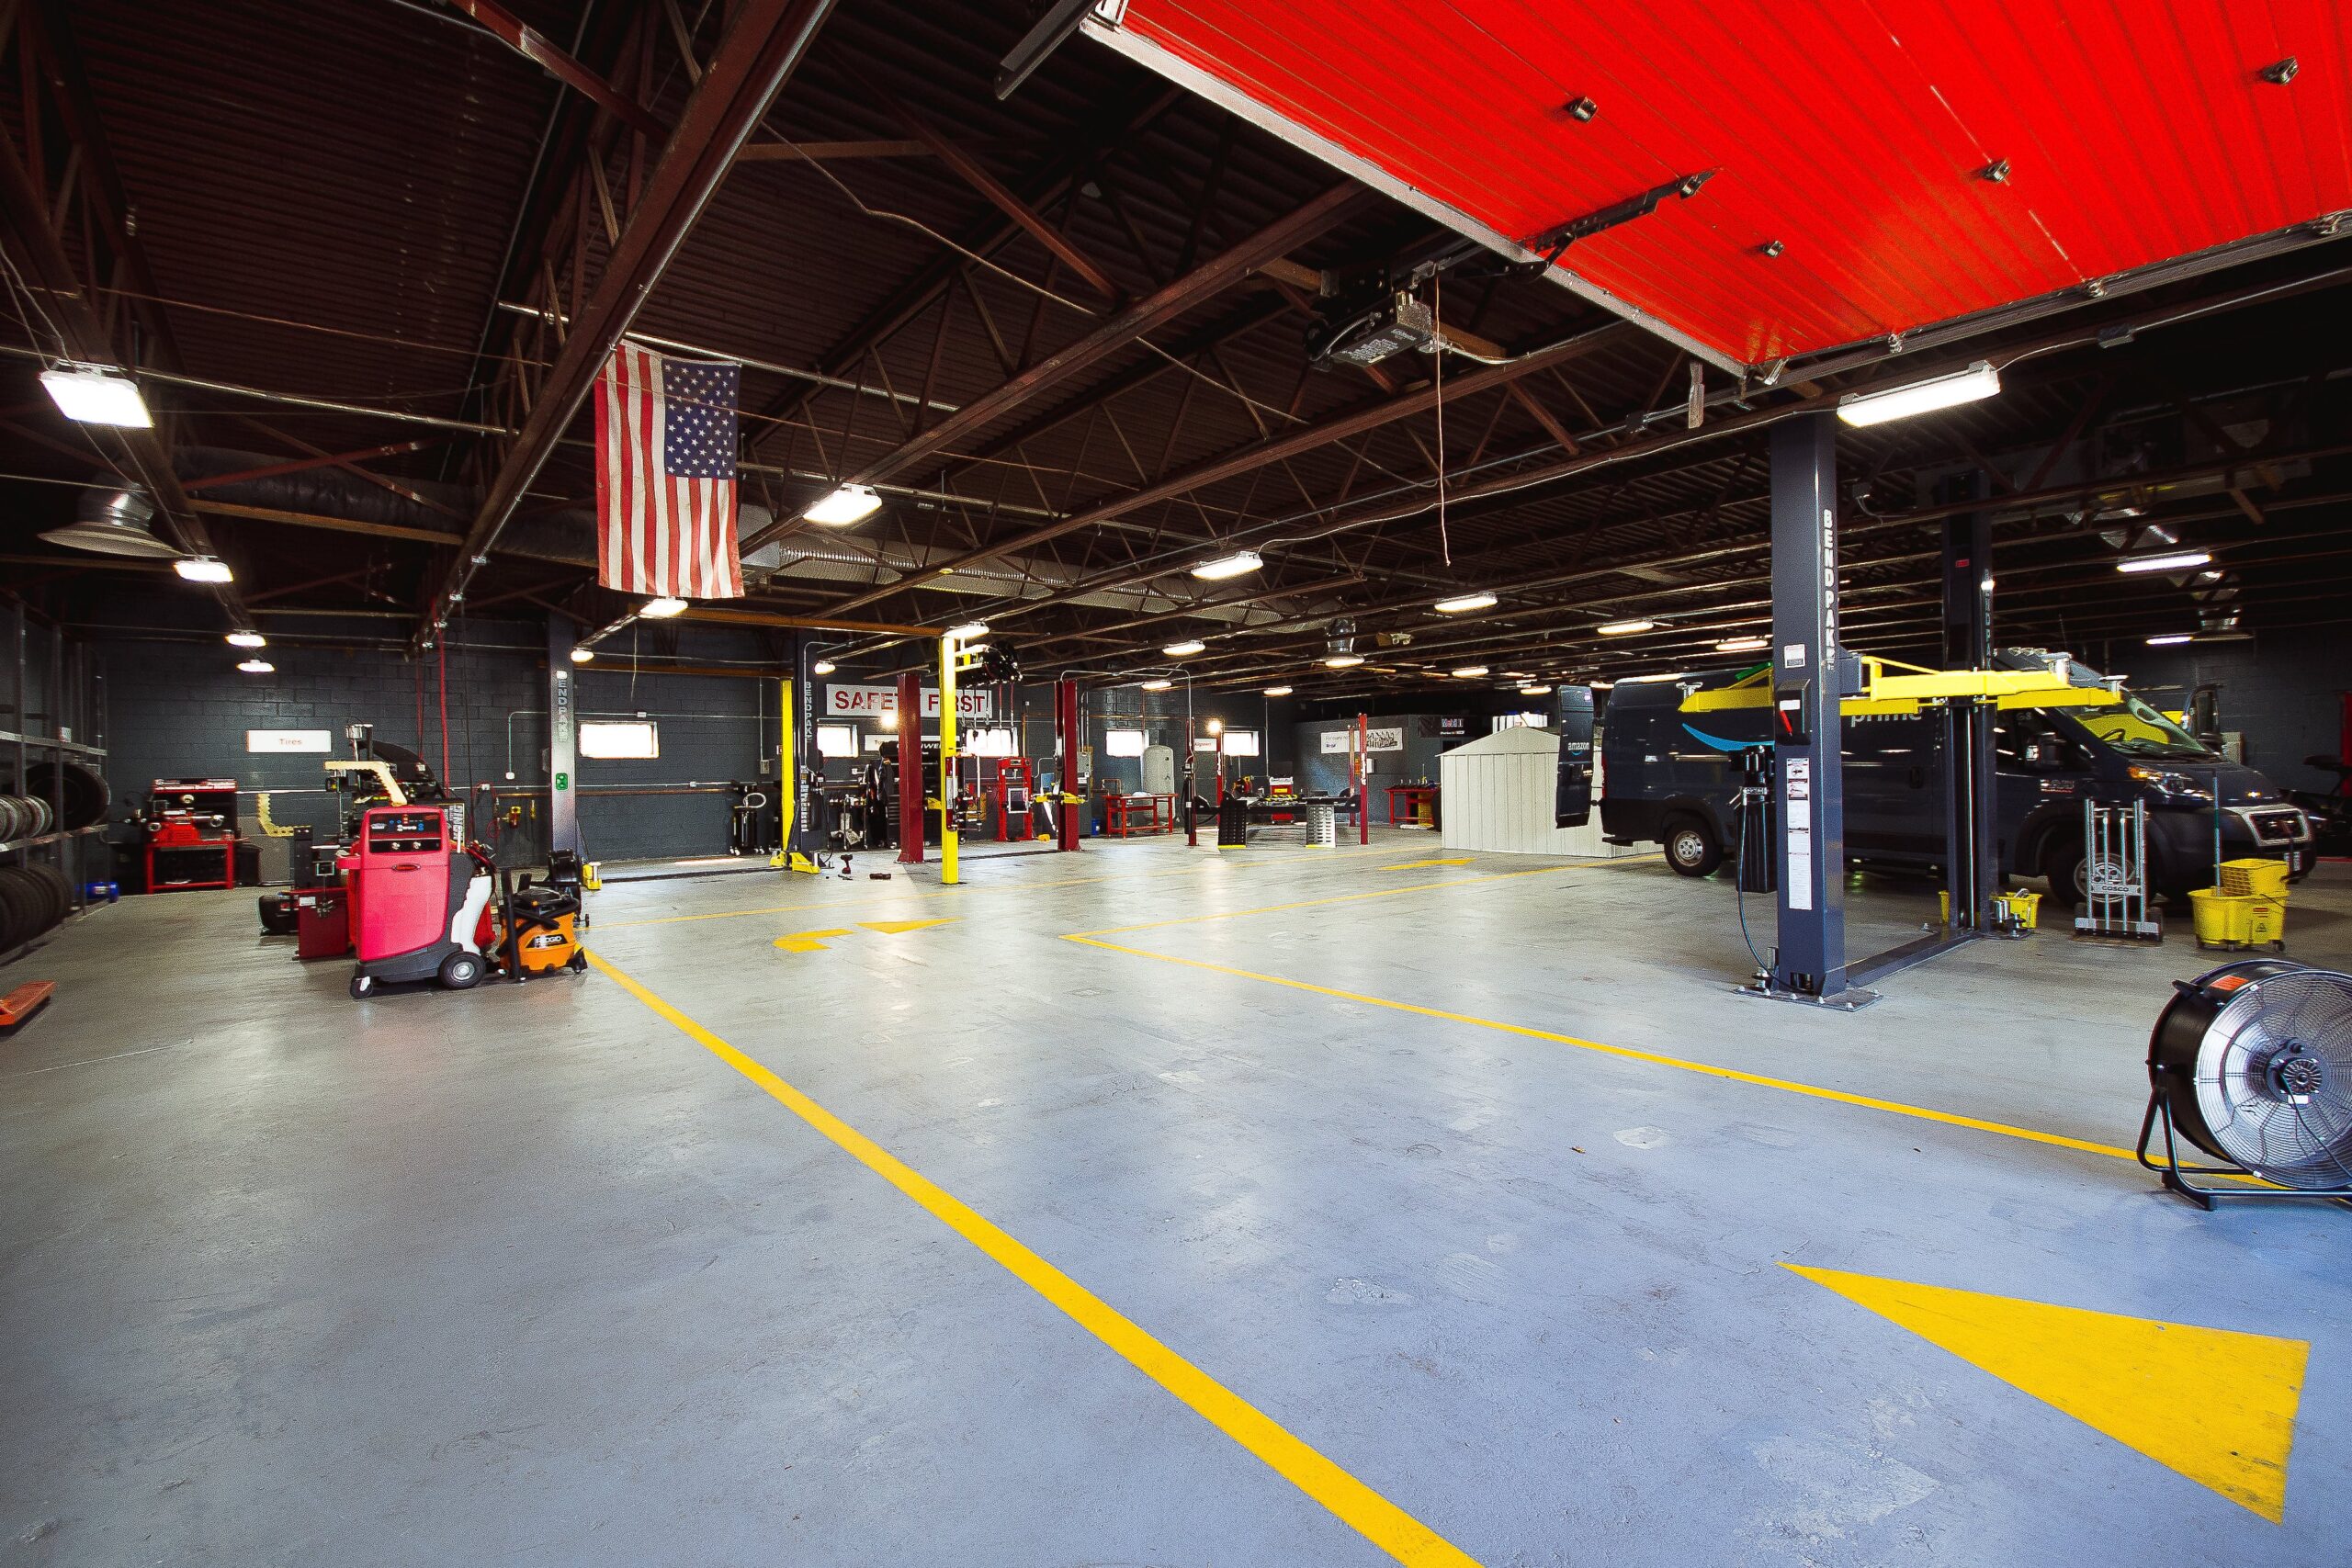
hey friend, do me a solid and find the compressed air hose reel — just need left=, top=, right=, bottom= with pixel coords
left=2139, top=958, right=2352, bottom=1210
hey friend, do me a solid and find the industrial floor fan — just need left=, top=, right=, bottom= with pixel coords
left=2140, top=958, right=2352, bottom=1209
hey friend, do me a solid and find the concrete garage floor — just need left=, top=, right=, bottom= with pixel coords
left=4, top=833, right=2347, bottom=1566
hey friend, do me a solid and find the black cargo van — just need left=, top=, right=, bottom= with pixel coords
left=1600, top=652, right=2314, bottom=903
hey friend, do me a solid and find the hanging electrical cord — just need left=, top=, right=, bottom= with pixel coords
left=1432, top=274, right=1451, bottom=567
left=1734, top=795, right=1768, bottom=976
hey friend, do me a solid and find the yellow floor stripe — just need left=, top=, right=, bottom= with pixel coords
left=585, top=951, right=1485, bottom=1568
left=1062, top=936, right=2141, bottom=1165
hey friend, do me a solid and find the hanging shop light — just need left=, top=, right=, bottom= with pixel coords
left=1263, top=685, right=1294, bottom=696
left=175, top=557, right=233, bottom=583
left=1452, top=665, right=1490, bottom=678
left=802, top=483, right=882, bottom=525
left=1835, top=360, right=2000, bottom=427
left=569, top=647, right=595, bottom=663
left=1192, top=549, right=1263, bottom=581
left=2117, top=551, right=2211, bottom=574
left=1715, top=636, right=1770, bottom=653
left=225, top=631, right=266, bottom=649
left=1433, top=591, right=1498, bottom=615
left=946, top=621, right=989, bottom=640
left=1324, top=653, right=1366, bottom=668
left=236, top=659, right=275, bottom=674
left=640, top=596, right=689, bottom=616
left=1596, top=618, right=1654, bottom=636
left=2145, top=633, right=2195, bottom=646
left=811, top=660, right=836, bottom=675
left=1163, top=639, right=1206, bottom=657
left=1139, top=678, right=1174, bottom=691
left=40, top=364, right=153, bottom=427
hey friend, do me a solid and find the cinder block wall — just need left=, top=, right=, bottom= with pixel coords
left=96, top=618, right=782, bottom=867
left=2121, top=627, right=2347, bottom=794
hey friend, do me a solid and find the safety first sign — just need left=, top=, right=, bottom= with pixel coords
left=823, top=683, right=992, bottom=719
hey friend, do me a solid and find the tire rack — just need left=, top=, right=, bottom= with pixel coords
left=1, top=601, right=107, bottom=965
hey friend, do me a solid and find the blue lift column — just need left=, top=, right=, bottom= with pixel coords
left=1940, top=472, right=1998, bottom=931
left=1764, top=412, right=1868, bottom=1007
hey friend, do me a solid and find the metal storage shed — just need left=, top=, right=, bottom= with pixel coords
left=1440, top=725, right=1635, bottom=858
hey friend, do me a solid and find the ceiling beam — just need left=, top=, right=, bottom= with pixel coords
left=837, top=183, right=1370, bottom=493
left=441, top=0, right=665, bottom=138
left=812, top=319, right=1634, bottom=615
left=424, top=0, right=842, bottom=641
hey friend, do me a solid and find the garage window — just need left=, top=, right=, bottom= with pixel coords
left=815, top=723, right=857, bottom=758
left=579, top=720, right=659, bottom=759
left=1104, top=728, right=1146, bottom=757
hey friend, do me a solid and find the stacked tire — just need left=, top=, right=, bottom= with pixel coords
left=0, top=761, right=106, bottom=837
left=0, top=862, right=73, bottom=951
left=0, top=793, right=54, bottom=843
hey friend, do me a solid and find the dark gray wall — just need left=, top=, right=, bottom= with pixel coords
left=2116, top=626, right=2347, bottom=794
left=1295, top=713, right=1472, bottom=799
left=96, top=617, right=785, bottom=867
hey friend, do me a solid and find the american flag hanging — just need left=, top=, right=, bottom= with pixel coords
left=594, top=343, right=744, bottom=599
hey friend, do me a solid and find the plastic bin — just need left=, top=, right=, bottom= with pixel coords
left=2218, top=858, right=2291, bottom=899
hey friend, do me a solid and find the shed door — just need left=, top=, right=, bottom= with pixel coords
left=1555, top=686, right=1595, bottom=828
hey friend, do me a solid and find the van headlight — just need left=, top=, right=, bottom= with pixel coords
left=2127, top=764, right=2212, bottom=803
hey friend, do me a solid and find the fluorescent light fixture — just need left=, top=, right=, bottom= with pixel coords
left=802, top=483, right=882, bottom=525
left=1324, top=653, right=1366, bottom=668
left=1163, top=639, right=1207, bottom=657
left=1596, top=618, right=1654, bottom=636
left=2116, top=550, right=2211, bottom=574
left=640, top=596, right=689, bottom=617
left=946, top=621, right=989, bottom=640
left=1262, top=685, right=1293, bottom=696
left=236, top=659, right=275, bottom=674
left=1452, top=665, right=1490, bottom=678
left=1715, top=636, right=1770, bottom=653
left=1192, top=549, right=1262, bottom=581
left=1518, top=683, right=1554, bottom=695
left=40, top=364, right=153, bottom=427
left=811, top=660, right=836, bottom=675
left=1140, top=678, right=1174, bottom=691
left=175, top=557, right=233, bottom=583
left=1589, top=679, right=1615, bottom=689
left=2145, top=633, right=2195, bottom=646
left=1836, top=359, right=2000, bottom=427
left=569, top=647, right=595, bottom=663
left=2198, top=570, right=2225, bottom=581
left=1433, top=591, right=1498, bottom=615
left=225, top=631, right=266, bottom=649
left=1502, top=671, right=1533, bottom=680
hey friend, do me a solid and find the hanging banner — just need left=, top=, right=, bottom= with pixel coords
left=824, top=683, right=991, bottom=718
left=1319, top=726, right=1403, bottom=753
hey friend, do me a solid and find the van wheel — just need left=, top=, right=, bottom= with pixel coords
left=1664, top=816, right=1724, bottom=877
left=439, top=951, right=485, bottom=990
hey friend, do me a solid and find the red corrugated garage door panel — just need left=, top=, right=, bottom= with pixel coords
left=1089, top=0, right=2350, bottom=369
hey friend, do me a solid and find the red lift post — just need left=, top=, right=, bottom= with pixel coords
left=895, top=670, right=924, bottom=864
left=1055, top=679, right=1081, bottom=852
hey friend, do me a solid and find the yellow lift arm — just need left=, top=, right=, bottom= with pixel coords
left=1679, top=656, right=2123, bottom=718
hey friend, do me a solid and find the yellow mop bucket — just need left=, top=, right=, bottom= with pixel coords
left=2189, top=888, right=2250, bottom=947
left=2218, top=858, right=2290, bottom=899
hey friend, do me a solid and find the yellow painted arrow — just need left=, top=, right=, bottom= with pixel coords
left=1786, top=1263, right=2308, bottom=1520
left=860, top=919, right=957, bottom=935
left=774, top=928, right=854, bottom=953
left=1383, top=857, right=1472, bottom=871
